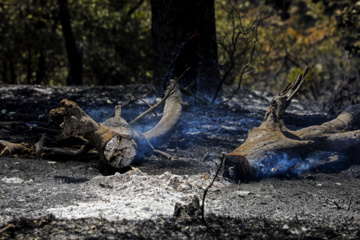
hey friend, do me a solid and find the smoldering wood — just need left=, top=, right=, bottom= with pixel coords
left=225, top=68, right=360, bottom=181
left=44, top=79, right=183, bottom=168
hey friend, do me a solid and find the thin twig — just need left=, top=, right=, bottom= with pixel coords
left=129, top=90, right=174, bottom=126
left=0, top=224, right=15, bottom=234
left=213, top=3, right=272, bottom=104
left=153, top=149, right=172, bottom=160
left=129, top=67, right=190, bottom=126
left=201, top=153, right=225, bottom=227
left=112, top=72, right=154, bottom=110
left=347, top=197, right=353, bottom=211
left=121, top=0, right=145, bottom=25
left=180, top=85, right=215, bottom=108
left=223, top=24, right=258, bottom=103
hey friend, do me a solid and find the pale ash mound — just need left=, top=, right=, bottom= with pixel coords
left=47, top=169, right=230, bottom=221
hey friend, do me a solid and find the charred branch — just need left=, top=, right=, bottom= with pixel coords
left=225, top=68, right=360, bottom=181
left=0, top=140, right=33, bottom=157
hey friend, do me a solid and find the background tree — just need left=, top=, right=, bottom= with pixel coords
left=0, top=0, right=152, bottom=86
left=0, top=0, right=359, bottom=111
left=151, top=0, right=221, bottom=100
left=214, top=0, right=359, bottom=110
left=57, top=0, right=82, bottom=85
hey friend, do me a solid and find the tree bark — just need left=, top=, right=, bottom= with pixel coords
left=151, top=0, right=220, bottom=99
left=57, top=0, right=82, bottom=86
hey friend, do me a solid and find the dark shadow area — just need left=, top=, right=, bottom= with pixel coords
left=1, top=213, right=359, bottom=239
left=53, top=176, right=89, bottom=184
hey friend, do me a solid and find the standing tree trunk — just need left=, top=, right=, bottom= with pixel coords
left=35, top=51, right=46, bottom=85
left=151, top=0, right=220, bottom=100
left=26, top=47, right=32, bottom=84
left=9, top=57, right=17, bottom=84
left=57, top=0, right=82, bottom=86
left=2, top=59, right=8, bottom=84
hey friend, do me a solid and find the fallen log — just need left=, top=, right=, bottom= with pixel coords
left=224, top=68, right=360, bottom=181
left=47, top=79, right=183, bottom=168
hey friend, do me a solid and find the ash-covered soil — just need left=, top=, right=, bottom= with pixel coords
left=1, top=84, right=360, bottom=239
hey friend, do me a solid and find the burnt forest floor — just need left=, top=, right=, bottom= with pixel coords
left=0, top=84, right=360, bottom=239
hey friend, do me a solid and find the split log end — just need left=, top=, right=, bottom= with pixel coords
left=103, top=134, right=137, bottom=168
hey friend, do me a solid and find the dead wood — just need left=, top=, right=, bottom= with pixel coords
left=34, top=134, right=47, bottom=157
left=225, top=68, right=360, bottom=180
left=49, top=99, right=138, bottom=168
left=180, top=81, right=215, bottom=108
left=143, top=79, right=184, bottom=145
left=0, top=140, right=33, bottom=157
left=45, top=79, right=183, bottom=168
left=129, top=72, right=187, bottom=126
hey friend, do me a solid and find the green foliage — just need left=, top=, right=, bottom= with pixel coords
left=67, top=0, right=152, bottom=85
left=0, top=0, right=152, bottom=85
left=0, top=0, right=359, bottom=102
left=215, top=0, right=360, bottom=100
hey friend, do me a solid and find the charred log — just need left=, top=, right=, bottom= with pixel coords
left=46, top=79, right=183, bottom=168
left=50, top=99, right=138, bottom=168
left=224, top=68, right=360, bottom=181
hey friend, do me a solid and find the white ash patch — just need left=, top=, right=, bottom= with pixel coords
left=47, top=169, right=229, bottom=221
left=1, top=177, right=24, bottom=184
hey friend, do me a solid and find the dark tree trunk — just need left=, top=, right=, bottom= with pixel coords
left=26, top=47, right=32, bottom=84
left=151, top=0, right=220, bottom=100
left=9, top=58, right=17, bottom=84
left=36, top=51, right=46, bottom=85
left=57, top=0, right=82, bottom=86
left=2, top=60, right=8, bottom=84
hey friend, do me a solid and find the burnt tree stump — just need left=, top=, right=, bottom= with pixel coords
left=224, top=68, right=360, bottom=181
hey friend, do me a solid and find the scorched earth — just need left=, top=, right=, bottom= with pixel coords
left=1, top=85, right=360, bottom=239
